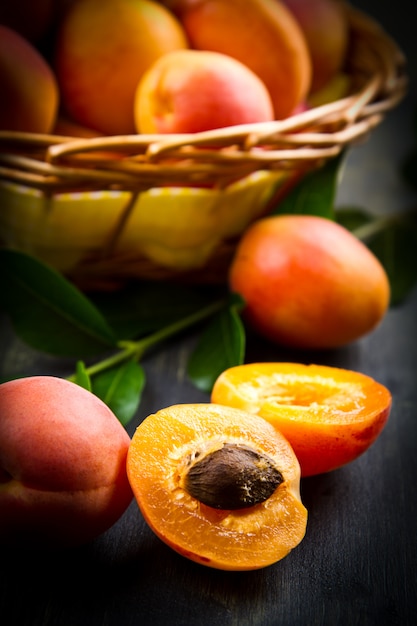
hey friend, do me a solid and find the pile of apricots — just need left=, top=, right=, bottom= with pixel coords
left=0, top=0, right=351, bottom=136
left=0, top=0, right=394, bottom=571
left=0, top=362, right=391, bottom=570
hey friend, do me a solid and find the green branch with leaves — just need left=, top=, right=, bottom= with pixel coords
left=1, top=150, right=416, bottom=426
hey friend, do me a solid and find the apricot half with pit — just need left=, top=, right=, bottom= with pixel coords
left=211, top=363, right=392, bottom=476
left=127, top=403, right=307, bottom=570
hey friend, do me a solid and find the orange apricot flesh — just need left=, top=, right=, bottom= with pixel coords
left=211, top=363, right=392, bottom=477
left=127, top=403, right=307, bottom=571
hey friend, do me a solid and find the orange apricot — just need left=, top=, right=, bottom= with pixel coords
left=55, top=0, right=189, bottom=135
left=0, top=25, right=59, bottom=133
left=229, top=214, right=390, bottom=349
left=171, top=0, right=312, bottom=119
left=53, top=114, right=104, bottom=138
left=211, top=363, right=392, bottom=476
left=127, top=403, right=307, bottom=570
left=282, top=0, right=349, bottom=93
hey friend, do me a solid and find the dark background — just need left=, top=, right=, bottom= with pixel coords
left=1, top=1, right=416, bottom=625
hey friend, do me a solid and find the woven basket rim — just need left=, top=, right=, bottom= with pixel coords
left=0, top=2, right=408, bottom=193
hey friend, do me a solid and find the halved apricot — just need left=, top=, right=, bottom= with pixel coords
left=127, top=403, right=307, bottom=571
left=211, top=363, right=392, bottom=477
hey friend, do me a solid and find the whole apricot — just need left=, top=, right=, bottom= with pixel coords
left=135, top=49, right=274, bottom=134
left=0, top=25, right=59, bottom=133
left=282, top=0, right=349, bottom=92
left=0, top=376, right=133, bottom=548
left=211, top=362, right=392, bottom=476
left=170, top=0, right=312, bottom=119
left=127, top=403, right=307, bottom=570
left=55, top=0, right=189, bottom=135
left=229, top=214, right=390, bottom=349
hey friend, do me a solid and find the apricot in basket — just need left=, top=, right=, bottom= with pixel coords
left=127, top=403, right=307, bottom=571
left=211, top=363, right=392, bottom=476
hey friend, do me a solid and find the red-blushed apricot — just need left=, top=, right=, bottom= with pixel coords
left=134, top=49, right=274, bottom=134
left=54, top=0, right=189, bottom=135
left=211, top=363, right=392, bottom=476
left=127, top=403, right=307, bottom=570
left=0, top=25, right=59, bottom=133
left=229, top=214, right=390, bottom=349
left=170, top=0, right=312, bottom=119
left=0, top=376, right=133, bottom=548
left=282, top=0, right=349, bottom=93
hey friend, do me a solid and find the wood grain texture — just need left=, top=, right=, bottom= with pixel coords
left=1, top=1, right=416, bottom=624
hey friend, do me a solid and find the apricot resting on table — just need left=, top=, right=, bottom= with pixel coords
left=127, top=403, right=307, bottom=571
left=135, top=49, right=274, bottom=134
left=0, top=376, right=133, bottom=548
left=0, top=24, right=59, bottom=133
left=170, top=0, right=312, bottom=119
left=211, top=363, right=392, bottom=476
left=54, top=0, right=188, bottom=135
left=229, top=214, right=390, bottom=349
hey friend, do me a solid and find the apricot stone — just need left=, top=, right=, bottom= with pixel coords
left=135, top=49, right=274, bottom=134
left=0, top=25, right=59, bottom=133
left=0, top=376, right=133, bottom=548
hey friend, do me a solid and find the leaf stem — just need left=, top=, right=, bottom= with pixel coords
left=352, top=212, right=402, bottom=242
left=67, top=297, right=227, bottom=382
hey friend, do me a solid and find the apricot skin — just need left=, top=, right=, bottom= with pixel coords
left=0, top=376, right=133, bottom=548
left=0, top=25, right=59, bottom=133
left=55, top=0, right=189, bottom=135
left=229, top=215, right=390, bottom=349
left=135, top=49, right=274, bottom=134
left=170, top=0, right=312, bottom=119
left=282, top=0, right=349, bottom=92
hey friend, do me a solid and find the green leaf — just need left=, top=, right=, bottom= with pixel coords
left=337, top=207, right=417, bottom=305
left=92, top=360, right=145, bottom=426
left=0, top=249, right=117, bottom=357
left=335, top=206, right=371, bottom=231
left=187, top=306, right=245, bottom=394
left=74, top=361, right=92, bottom=392
left=272, top=151, right=346, bottom=218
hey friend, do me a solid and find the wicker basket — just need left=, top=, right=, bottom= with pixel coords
left=0, top=3, right=408, bottom=289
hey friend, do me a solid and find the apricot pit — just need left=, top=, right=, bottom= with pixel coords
left=183, top=443, right=284, bottom=509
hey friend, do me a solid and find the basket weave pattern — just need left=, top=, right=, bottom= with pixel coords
left=0, top=3, right=408, bottom=287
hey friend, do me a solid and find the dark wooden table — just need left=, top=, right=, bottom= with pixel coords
left=1, top=2, right=416, bottom=625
